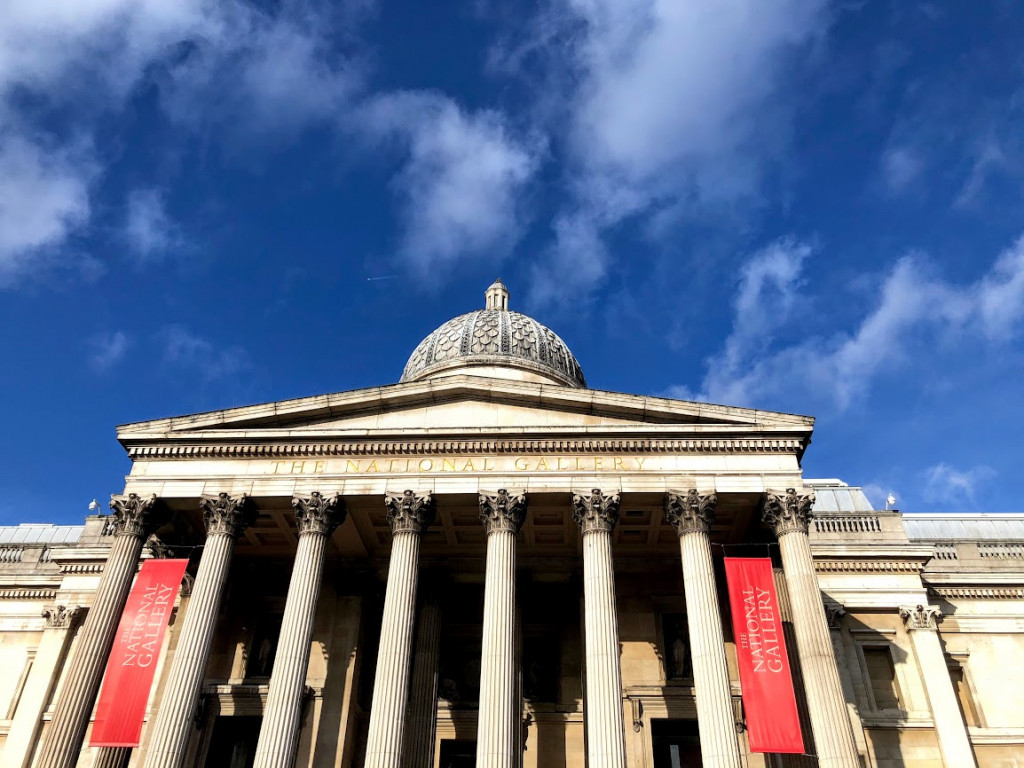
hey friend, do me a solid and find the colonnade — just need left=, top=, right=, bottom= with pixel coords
left=36, top=485, right=872, bottom=768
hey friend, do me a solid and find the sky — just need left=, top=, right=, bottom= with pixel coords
left=2, top=0, right=1024, bottom=525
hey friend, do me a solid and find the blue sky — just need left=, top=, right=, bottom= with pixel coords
left=2, top=0, right=1024, bottom=525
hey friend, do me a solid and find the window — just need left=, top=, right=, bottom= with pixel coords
left=862, top=646, right=902, bottom=710
left=245, top=613, right=283, bottom=678
left=661, top=613, right=691, bottom=680
left=947, top=657, right=981, bottom=727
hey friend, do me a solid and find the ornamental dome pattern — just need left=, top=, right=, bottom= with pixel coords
left=400, top=282, right=586, bottom=388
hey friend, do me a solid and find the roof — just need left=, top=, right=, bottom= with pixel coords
left=901, top=514, right=1024, bottom=541
left=805, top=479, right=877, bottom=513
left=0, top=523, right=84, bottom=545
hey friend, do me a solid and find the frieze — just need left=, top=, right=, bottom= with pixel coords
left=126, top=437, right=807, bottom=460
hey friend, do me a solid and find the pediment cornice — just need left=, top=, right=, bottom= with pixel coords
left=117, top=376, right=814, bottom=451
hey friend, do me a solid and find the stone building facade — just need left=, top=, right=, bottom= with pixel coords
left=1, top=282, right=1022, bottom=768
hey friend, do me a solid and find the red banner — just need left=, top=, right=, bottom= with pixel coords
left=723, top=557, right=804, bottom=754
left=90, top=558, right=189, bottom=747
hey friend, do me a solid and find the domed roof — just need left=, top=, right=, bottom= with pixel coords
left=400, top=281, right=586, bottom=388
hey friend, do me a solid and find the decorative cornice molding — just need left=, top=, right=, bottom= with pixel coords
left=42, top=604, right=83, bottom=629
left=385, top=490, right=436, bottom=535
left=200, top=493, right=257, bottom=538
left=58, top=563, right=105, bottom=574
left=814, top=560, right=925, bottom=574
left=479, top=490, right=527, bottom=535
left=292, top=491, right=348, bottom=537
left=931, top=586, right=1024, bottom=600
left=900, top=604, right=942, bottom=631
left=125, top=437, right=808, bottom=460
left=109, top=493, right=164, bottom=539
left=664, top=490, right=716, bottom=536
left=0, top=588, right=58, bottom=600
left=572, top=489, right=621, bottom=535
left=762, top=488, right=814, bottom=537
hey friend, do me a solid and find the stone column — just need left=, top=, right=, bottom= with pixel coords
left=900, top=605, right=977, bottom=768
left=2, top=605, right=83, bottom=768
left=364, top=490, right=436, bottom=768
left=144, top=493, right=256, bottom=768
left=762, top=489, right=859, bottom=768
left=572, top=489, right=627, bottom=768
left=664, top=490, right=741, bottom=768
left=92, top=748, right=132, bottom=768
left=37, top=494, right=164, bottom=768
left=403, top=599, right=442, bottom=768
left=253, top=493, right=348, bottom=768
left=476, top=490, right=527, bottom=768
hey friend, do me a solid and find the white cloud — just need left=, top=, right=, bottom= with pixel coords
left=520, top=0, right=831, bottom=303
left=922, top=462, right=996, bottom=507
left=880, top=145, right=924, bottom=195
left=159, top=325, right=251, bottom=382
left=362, top=93, right=543, bottom=275
left=681, top=233, right=1024, bottom=411
left=123, top=188, right=179, bottom=262
left=88, top=330, right=130, bottom=373
left=0, top=130, right=96, bottom=282
left=0, top=0, right=363, bottom=284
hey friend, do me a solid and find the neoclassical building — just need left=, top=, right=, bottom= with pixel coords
left=1, top=281, right=1022, bottom=768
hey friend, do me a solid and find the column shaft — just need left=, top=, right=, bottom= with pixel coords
left=144, top=532, right=237, bottom=768
left=92, top=748, right=132, bottom=768
left=253, top=532, right=329, bottom=768
left=777, top=532, right=859, bottom=768
left=582, top=530, right=627, bottom=768
left=403, top=602, right=442, bottom=768
left=679, top=531, right=741, bottom=768
left=37, top=533, right=147, bottom=768
left=476, top=530, right=518, bottom=767
left=903, top=612, right=977, bottom=767
left=363, top=532, right=422, bottom=768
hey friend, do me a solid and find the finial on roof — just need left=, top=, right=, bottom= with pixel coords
left=485, top=279, right=509, bottom=310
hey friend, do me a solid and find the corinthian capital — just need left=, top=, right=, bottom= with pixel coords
left=42, top=604, right=82, bottom=629
left=108, top=493, right=163, bottom=539
left=664, top=489, right=716, bottom=536
left=479, top=489, right=527, bottom=535
left=761, top=488, right=815, bottom=537
left=200, top=492, right=257, bottom=538
left=385, top=490, right=436, bottom=534
left=899, top=604, right=942, bottom=631
left=572, top=489, right=621, bottom=535
left=292, top=492, right=348, bottom=536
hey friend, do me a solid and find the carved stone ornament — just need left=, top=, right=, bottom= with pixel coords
left=761, top=488, right=815, bottom=537
left=899, top=604, right=942, bottom=631
left=385, top=490, right=436, bottom=535
left=42, top=604, right=82, bottom=629
left=200, top=492, right=257, bottom=538
left=108, top=493, right=162, bottom=539
left=292, top=491, right=348, bottom=537
left=572, top=489, right=621, bottom=535
left=664, top=489, right=717, bottom=536
left=479, top=489, right=527, bottom=535
left=824, top=601, right=847, bottom=630
left=146, top=534, right=174, bottom=559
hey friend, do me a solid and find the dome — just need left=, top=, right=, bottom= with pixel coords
left=400, top=280, right=587, bottom=388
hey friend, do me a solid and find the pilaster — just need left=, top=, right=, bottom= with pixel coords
left=899, top=605, right=977, bottom=768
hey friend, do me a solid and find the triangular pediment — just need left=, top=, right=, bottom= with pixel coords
left=117, top=376, right=813, bottom=447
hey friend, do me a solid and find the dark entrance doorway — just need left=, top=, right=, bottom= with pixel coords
left=651, top=718, right=701, bottom=768
left=439, top=739, right=476, bottom=768
left=203, top=715, right=261, bottom=768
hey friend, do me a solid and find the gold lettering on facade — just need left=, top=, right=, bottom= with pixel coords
left=268, top=456, right=655, bottom=475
